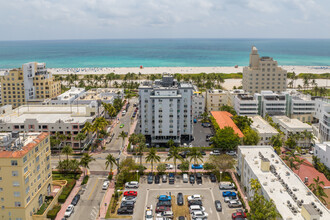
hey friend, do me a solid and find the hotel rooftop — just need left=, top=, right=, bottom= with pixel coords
left=238, top=145, right=330, bottom=220
left=249, top=115, right=278, bottom=134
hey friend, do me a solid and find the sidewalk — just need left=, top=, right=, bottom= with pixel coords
left=122, top=117, right=138, bottom=155
left=229, top=170, right=250, bottom=211
left=98, top=181, right=115, bottom=219
left=55, top=174, right=84, bottom=220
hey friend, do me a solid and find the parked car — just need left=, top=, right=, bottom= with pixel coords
left=188, top=200, right=203, bottom=206
left=117, top=206, right=133, bottom=215
left=188, top=194, right=202, bottom=201
left=71, top=194, right=80, bottom=206
left=189, top=174, right=195, bottom=184
left=182, top=174, right=188, bottom=183
left=145, top=206, right=153, bottom=220
left=225, top=195, right=238, bottom=203
left=124, top=191, right=137, bottom=197
left=226, top=151, right=237, bottom=156
left=120, top=201, right=135, bottom=208
left=194, top=118, right=197, bottom=123
left=165, top=164, right=174, bottom=170
left=189, top=205, right=205, bottom=213
left=64, top=205, right=74, bottom=218
left=200, top=151, right=206, bottom=155
left=210, top=150, right=221, bottom=156
left=201, top=123, right=211, bottom=127
left=178, top=216, right=185, bottom=220
left=196, top=173, right=203, bottom=184
left=169, top=173, right=175, bottom=184
left=179, top=151, right=188, bottom=158
left=125, top=181, right=139, bottom=188
left=215, top=200, right=222, bottom=212
left=219, top=182, right=235, bottom=190
left=228, top=200, right=242, bottom=208
left=155, top=175, right=160, bottom=184
left=120, top=124, right=125, bottom=128
left=147, top=174, right=153, bottom=184
left=232, top=209, right=247, bottom=219
left=222, top=191, right=237, bottom=197
left=177, top=193, right=184, bottom=205
left=162, top=174, right=167, bottom=183
left=156, top=211, right=174, bottom=218
left=191, top=211, right=208, bottom=218
left=102, top=181, right=110, bottom=190
left=191, top=164, right=203, bottom=169
left=209, top=173, right=216, bottom=182
left=155, top=205, right=171, bottom=213
left=156, top=200, right=171, bottom=207
left=121, top=196, right=137, bottom=203
left=159, top=195, right=171, bottom=201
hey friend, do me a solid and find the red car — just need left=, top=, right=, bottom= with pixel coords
left=124, top=191, right=137, bottom=197
left=232, top=210, right=247, bottom=219
left=156, top=206, right=171, bottom=213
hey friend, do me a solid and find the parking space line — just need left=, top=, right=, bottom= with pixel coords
left=210, top=188, right=221, bottom=220
left=143, top=189, right=149, bottom=219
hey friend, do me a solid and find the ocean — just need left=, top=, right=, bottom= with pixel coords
left=0, top=39, right=330, bottom=69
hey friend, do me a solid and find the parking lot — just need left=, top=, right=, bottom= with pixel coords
left=124, top=174, right=237, bottom=220
left=191, top=121, right=213, bottom=147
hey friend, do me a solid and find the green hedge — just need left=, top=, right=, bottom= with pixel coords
left=82, top=175, right=89, bottom=185
left=58, top=179, right=76, bottom=203
left=47, top=204, right=61, bottom=220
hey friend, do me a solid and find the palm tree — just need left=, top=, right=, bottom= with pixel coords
left=188, top=147, right=204, bottom=174
left=145, top=148, right=160, bottom=173
left=270, top=134, right=283, bottom=155
left=92, top=117, right=109, bottom=139
left=309, top=176, right=328, bottom=205
left=119, top=131, right=128, bottom=151
left=166, top=146, right=183, bottom=174
left=136, top=143, right=145, bottom=166
left=75, top=132, right=86, bottom=150
left=61, top=145, right=73, bottom=167
left=79, top=153, right=95, bottom=176
left=82, top=122, right=93, bottom=140
left=105, top=153, right=118, bottom=175
left=282, top=150, right=305, bottom=173
left=167, top=139, right=175, bottom=148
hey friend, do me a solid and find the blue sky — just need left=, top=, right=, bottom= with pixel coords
left=0, top=0, right=329, bottom=40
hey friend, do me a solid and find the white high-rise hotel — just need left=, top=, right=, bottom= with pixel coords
left=243, top=46, right=287, bottom=94
left=139, top=74, right=193, bottom=146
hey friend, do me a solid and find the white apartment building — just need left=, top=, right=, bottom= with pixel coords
left=226, top=89, right=245, bottom=107
left=255, top=91, right=286, bottom=117
left=0, top=104, right=97, bottom=150
left=314, top=98, right=330, bottom=142
left=272, top=115, right=313, bottom=147
left=285, top=90, right=316, bottom=123
left=237, top=145, right=330, bottom=220
left=314, top=142, right=330, bottom=169
left=243, top=46, right=287, bottom=94
left=49, top=87, right=85, bottom=105
left=73, top=88, right=124, bottom=105
left=192, top=91, right=205, bottom=118
left=0, top=84, right=2, bottom=105
left=234, top=93, right=258, bottom=115
left=139, top=74, right=193, bottom=146
left=249, top=115, right=279, bottom=145
left=206, top=89, right=228, bottom=111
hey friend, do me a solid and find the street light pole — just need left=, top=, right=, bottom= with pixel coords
left=220, top=171, right=223, bottom=184
left=136, top=170, right=139, bottom=181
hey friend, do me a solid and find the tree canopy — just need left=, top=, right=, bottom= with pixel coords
left=243, top=128, right=260, bottom=145
left=211, top=127, right=240, bottom=151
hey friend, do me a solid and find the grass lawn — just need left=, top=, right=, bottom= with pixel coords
left=171, top=195, right=190, bottom=219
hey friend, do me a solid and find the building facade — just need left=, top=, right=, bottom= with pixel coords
left=48, top=87, right=85, bottom=105
left=205, top=89, right=227, bottom=112
left=313, top=98, right=330, bottom=142
left=0, top=62, right=61, bottom=108
left=237, top=145, right=330, bottom=220
left=249, top=115, right=279, bottom=145
left=242, top=46, right=287, bottom=94
left=0, top=132, right=52, bottom=220
left=314, top=142, right=330, bottom=169
left=234, top=94, right=258, bottom=115
left=139, top=75, right=193, bottom=145
left=285, top=91, right=316, bottom=123
left=255, top=91, right=286, bottom=117
left=192, top=91, right=205, bottom=118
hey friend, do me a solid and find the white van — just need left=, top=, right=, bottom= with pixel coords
left=219, top=182, right=235, bottom=190
left=102, top=181, right=109, bottom=190
left=189, top=205, right=205, bottom=213
left=183, top=174, right=188, bottom=183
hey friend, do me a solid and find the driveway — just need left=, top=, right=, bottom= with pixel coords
left=191, top=121, right=213, bottom=147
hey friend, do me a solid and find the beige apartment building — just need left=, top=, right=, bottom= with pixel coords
left=243, top=46, right=287, bottom=94
left=0, top=62, right=61, bottom=108
left=0, top=132, right=52, bottom=220
left=206, top=89, right=228, bottom=112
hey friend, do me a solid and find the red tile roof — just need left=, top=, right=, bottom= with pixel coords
left=0, top=132, right=49, bottom=158
left=211, top=111, right=244, bottom=138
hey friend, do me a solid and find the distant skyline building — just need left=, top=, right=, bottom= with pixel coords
left=0, top=62, right=61, bottom=108
left=138, top=74, right=193, bottom=146
left=243, top=46, right=287, bottom=94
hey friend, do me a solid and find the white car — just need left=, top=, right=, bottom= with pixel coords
left=165, top=164, right=174, bottom=170
left=156, top=211, right=174, bottom=218
left=226, top=151, right=237, bottom=156
left=64, top=204, right=74, bottom=217
left=188, top=194, right=202, bottom=201
left=102, top=181, right=110, bottom=190
left=189, top=205, right=206, bottom=213
left=121, top=196, right=137, bottom=203
left=191, top=211, right=208, bottom=218
left=125, top=181, right=139, bottom=188
left=210, top=150, right=220, bottom=156
left=224, top=196, right=238, bottom=203
left=145, top=205, right=153, bottom=220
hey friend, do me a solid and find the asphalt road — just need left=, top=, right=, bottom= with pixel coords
left=191, top=121, right=213, bottom=147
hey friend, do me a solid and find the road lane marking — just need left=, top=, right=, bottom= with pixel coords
left=88, top=179, right=99, bottom=201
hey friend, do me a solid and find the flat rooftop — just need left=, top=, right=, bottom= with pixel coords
left=56, top=87, right=85, bottom=100
left=272, top=115, right=313, bottom=130
left=211, top=111, right=244, bottom=138
left=239, top=145, right=330, bottom=219
left=249, top=115, right=279, bottom=134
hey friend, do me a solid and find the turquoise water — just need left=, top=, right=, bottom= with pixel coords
left=0, top=39, right=329, bottom=68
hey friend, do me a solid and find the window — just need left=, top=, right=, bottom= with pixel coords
left=13, top=181, right=20, bottom=187
left=12, top=171, right=18, bottom=177
left=0, top=188, right=3, bottom=192
left=24, top=166, right=28, bottom=173
left=26, top=186, right=30, bottom=194
left=14, top=202, right=21, bottom=207
left=14, top=192, right=20, bottom=197
left=35, top=146, right=39, bottom=152
left=11, top=160, right=18, bottom=166
left=36, top=156, right=39, bottom=162
left=23, top=156, right=27, bottom=163
left=24, top=177, right=29, bottom=184
left=26, top=197, right=31, bottom=204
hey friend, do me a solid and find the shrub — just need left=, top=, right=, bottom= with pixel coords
left=47, top=204, right=61, bottom=220
left=58, top=179, right=76, bottom=203
left=82, top=175, right=89, bottom=185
